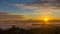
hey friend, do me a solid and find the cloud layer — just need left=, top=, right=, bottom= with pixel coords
left=0, top=12, right=27, bottom=20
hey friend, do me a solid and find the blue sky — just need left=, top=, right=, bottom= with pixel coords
left=0, top=0, right=36, bottom=14
left=0, top=0, right=60, bottom=20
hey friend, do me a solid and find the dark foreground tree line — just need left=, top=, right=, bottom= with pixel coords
left=0, top=25, right=60, bottom=34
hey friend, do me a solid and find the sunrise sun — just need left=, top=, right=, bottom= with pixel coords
left=44, top=18, right=48, bottom=21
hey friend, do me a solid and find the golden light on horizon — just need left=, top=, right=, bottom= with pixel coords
left=43, top=18, right=51, bottom=25
left=44, top=18, right=48, bottom=21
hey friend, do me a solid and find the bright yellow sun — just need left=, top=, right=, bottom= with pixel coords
left=44, top=18, right=48, bottom=21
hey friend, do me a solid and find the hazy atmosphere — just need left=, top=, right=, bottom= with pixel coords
left=0, top=0, right=60, bottom=34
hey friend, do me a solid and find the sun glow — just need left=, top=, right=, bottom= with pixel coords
left=44, top=18, right=48, bottom=21
left=43, top=18, right=51, bottom=25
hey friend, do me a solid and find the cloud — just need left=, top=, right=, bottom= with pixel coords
left=2, top=0, right=60, bottom=19
left=15, top=3, right=60, bottom=13
left=0, top=12, right=27, bottom=20
left=31, top=0, right=60, bottom=6
left=3, top=0, right=60, bottom=9
left=15, top=0, right=60, bottom=9
left=15, top=3, right=60, bottom=18
left=0, top=12, right=9, bottom=15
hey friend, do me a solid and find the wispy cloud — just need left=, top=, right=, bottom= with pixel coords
left=15, top=3, right=60, bottom=15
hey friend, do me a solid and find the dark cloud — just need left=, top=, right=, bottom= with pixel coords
left=30, top=0, right=60, bottom=7
left=3, top=0, right=60, bottom=7
left=0, top=12, right=26, bottom=20
left=0, top=12, right=9, bottom=15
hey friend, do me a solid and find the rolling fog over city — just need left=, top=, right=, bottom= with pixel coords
left=0, top=20, right=60, bottom=29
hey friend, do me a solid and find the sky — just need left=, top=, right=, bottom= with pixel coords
left=0, top=0, right=60, bottom=20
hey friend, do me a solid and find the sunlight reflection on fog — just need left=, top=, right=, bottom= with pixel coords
left=0, top=20, right=60, bottom=29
